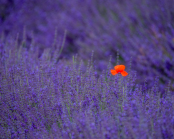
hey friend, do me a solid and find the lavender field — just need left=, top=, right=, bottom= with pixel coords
left=0, top=0, right=174, bottom=138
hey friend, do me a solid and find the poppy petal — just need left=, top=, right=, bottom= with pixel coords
left=121, top=71, right=128, bottom=76
left=114, top=65, right=125, bottom=72
left=110, top=69, right=117, bottom=75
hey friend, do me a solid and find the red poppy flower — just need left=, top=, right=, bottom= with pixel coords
left=110, top=65, right=128, bottom=76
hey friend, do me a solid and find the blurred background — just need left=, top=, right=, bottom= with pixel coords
left=0, top=0, right=174, bottom=91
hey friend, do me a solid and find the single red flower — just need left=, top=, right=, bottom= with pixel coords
left=110, top=65, right=128, bottom=76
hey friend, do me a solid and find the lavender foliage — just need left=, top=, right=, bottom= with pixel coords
left=0, top=37, right=174, bottom=138
left=0, top=0, right=174, bottom=138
